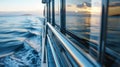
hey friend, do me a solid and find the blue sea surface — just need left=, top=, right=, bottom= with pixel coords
left=0, top=16, right=43, bottom=67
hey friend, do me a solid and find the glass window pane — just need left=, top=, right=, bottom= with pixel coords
left=55, top=0, right=60, bottom=26
left=66, top=0, right=102, bottom=45
left=66, top=0, right=102, bottom=44
left=66, top=0, right=102, bottom=59
left=107, top=0, right=120, bottom=55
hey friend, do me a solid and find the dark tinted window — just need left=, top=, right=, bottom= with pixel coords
left=106, top=0, right=120, bottom=56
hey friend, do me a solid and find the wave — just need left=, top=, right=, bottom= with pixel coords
left=0, top=16, right=42, bottom=55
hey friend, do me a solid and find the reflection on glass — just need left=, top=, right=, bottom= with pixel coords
left=107, top=0, right=120, bottom=54
left=66, top=0, right=102, bottom=44
left=50, top=1, right=52, bottom=23
left=55, top=0, right=60, bottom=26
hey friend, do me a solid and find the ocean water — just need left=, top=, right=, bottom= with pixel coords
left=0, top=16, right=43, bottom=67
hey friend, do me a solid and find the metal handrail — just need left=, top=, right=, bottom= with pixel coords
left=47, top=35, right=61, bottom=67
left=47, top=22, right=100, bottom=67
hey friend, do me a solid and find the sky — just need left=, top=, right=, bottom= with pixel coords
left=0, top=0, right=44, bottom=12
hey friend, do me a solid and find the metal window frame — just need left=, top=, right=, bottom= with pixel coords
left=51, top=0, right=55, bottom=26
left=60, top=0, right=66, bottom=34
left=46, top=0, right=51, bottom=22
left=98, top=0, right=109, bottom=65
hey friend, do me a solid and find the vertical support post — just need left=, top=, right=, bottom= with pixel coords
left=49, top=0, right=51, bottom=23
left=52, top=0, right=55, bottom=26
left=60, top=0, right=66, bottom=34
left=44, top=24, right=48, bottom=63
left=43, top=6, right=46, bottom=25
left=47, top=0, right=50, bottom=23
left=42, top=4, right=46, bottom=64
left=43, top=0, right=50, bottom=63
left=43, top=41, right=46, bottom=63
left=98, top=0, right=109, bottom=66
left=47, top=3, right=49, bottom=22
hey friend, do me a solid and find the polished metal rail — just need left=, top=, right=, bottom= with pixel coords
left=47, top=35, right=61, bottom=67
left=47, top=22, right=100, bottom=67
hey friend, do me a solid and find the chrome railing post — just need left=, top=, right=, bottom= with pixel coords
left=47, top=35, right=61, bottom=67
left=44, top=23, right=48, bottom=63
left=41, top=22, right=48, bottom=67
